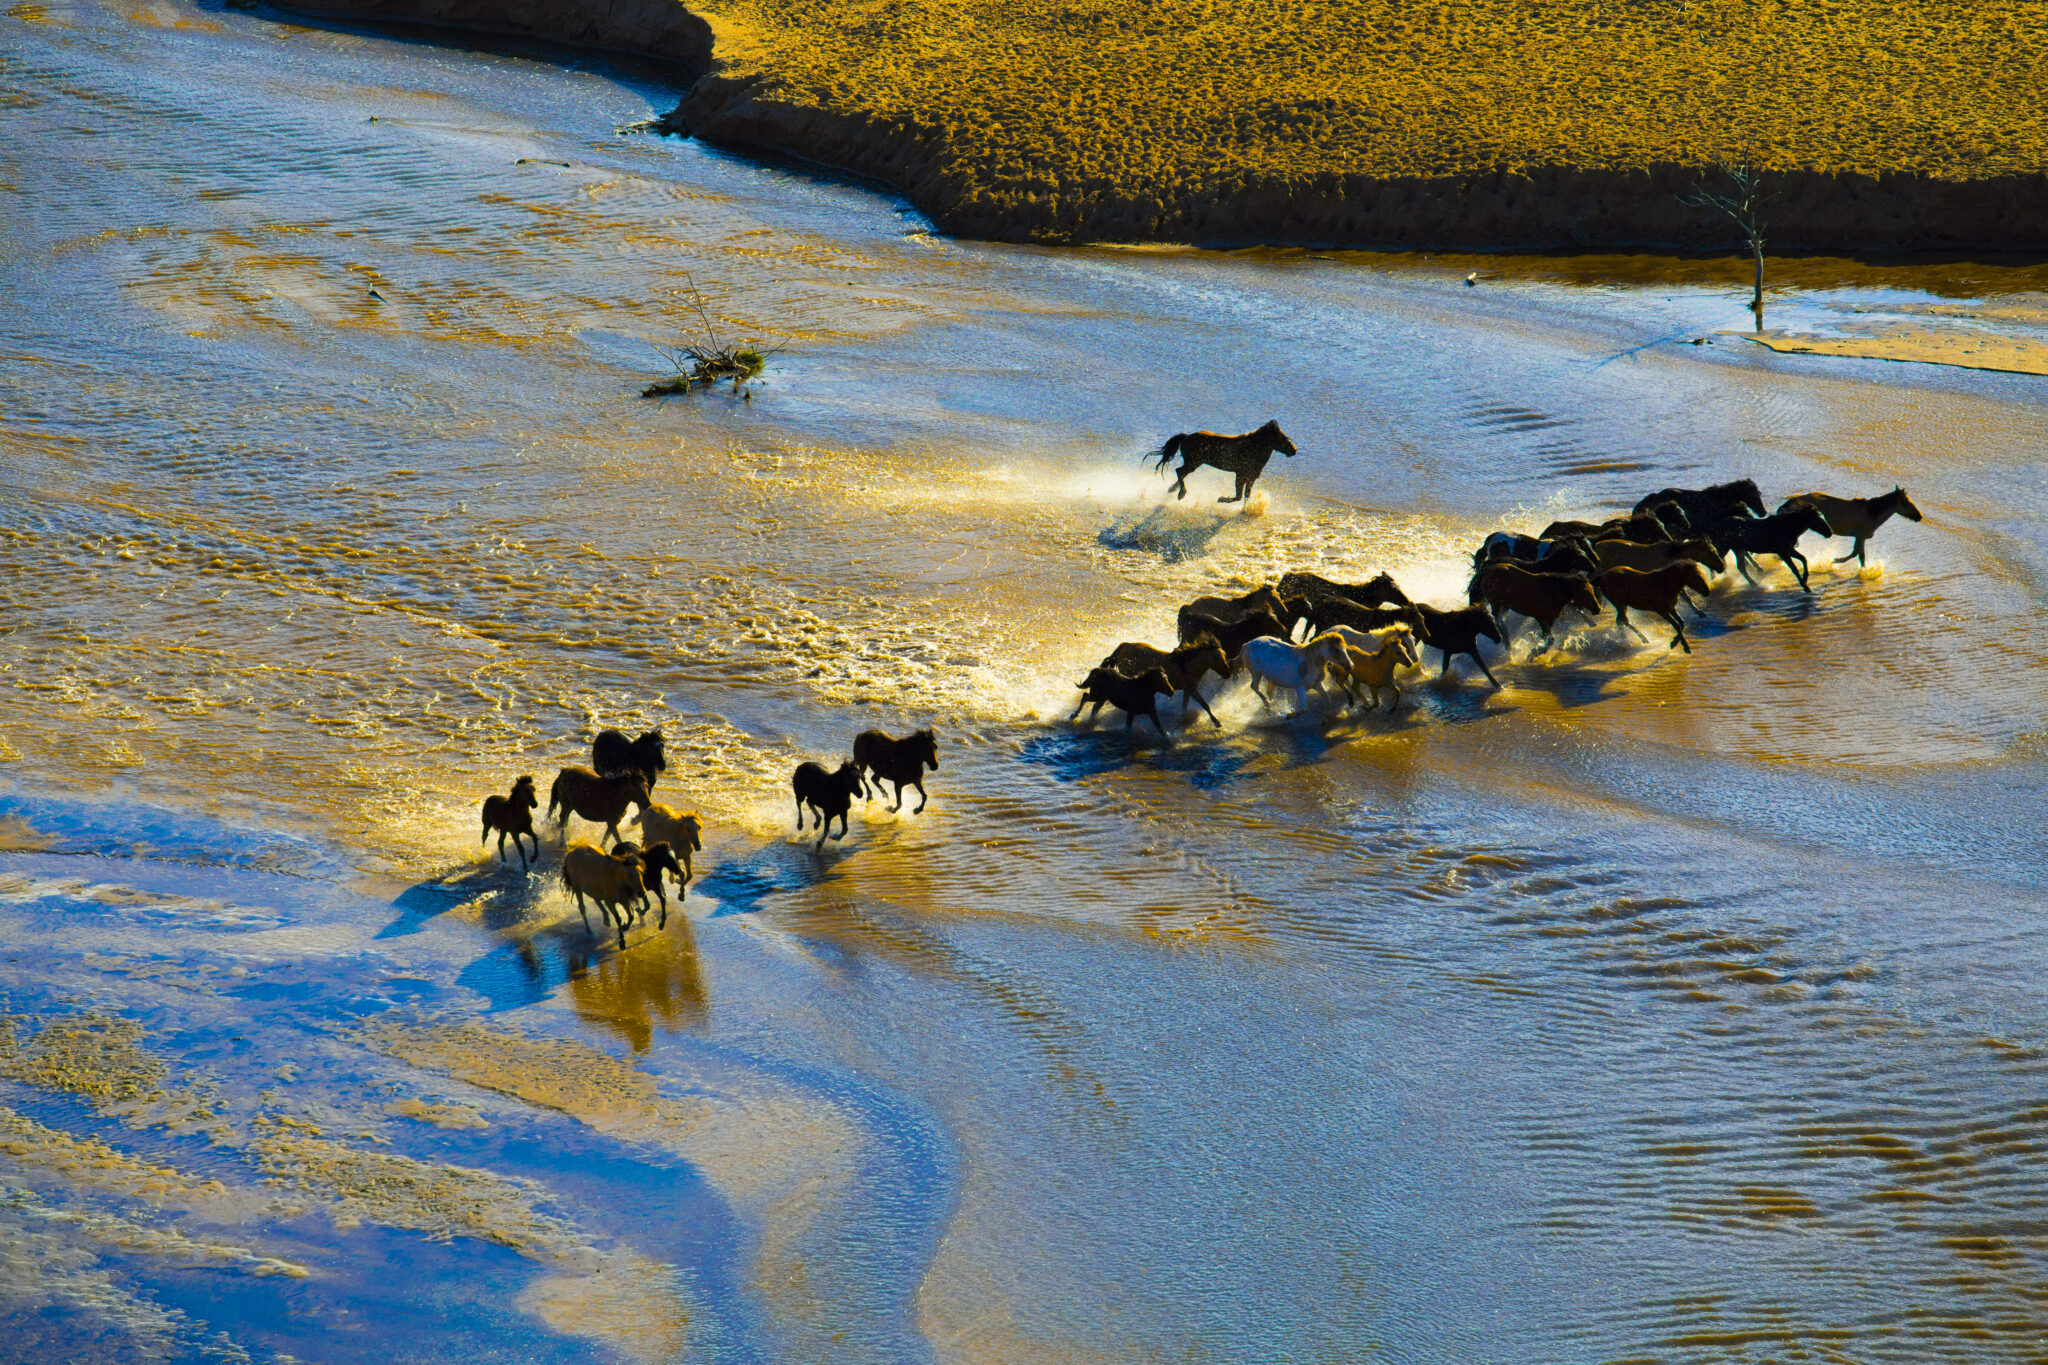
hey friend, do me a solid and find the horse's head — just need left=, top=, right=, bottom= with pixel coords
left=1567, top=575, right=1602, bottom=615
left=1262, top=420, right=1297, bottom=456
left=643, top=729, right=668, bottom=772
left=1185, top=642, right=1230, bottom=682
left=1682, top=563, right=1714, bottom=598
left=621, top=774, right=651, bottom=810
left=1392, top=627, right=1419, bottom=667
left=1734, top=479, right=1768, bottom=517
left=1471, top=608, right=1505, bottom=645
left=1368, top=572, right=1411, bottom=606
left=1139, top=669, right=1173, bottom=697
left=1794, top=505, right=1833, bottom=539
left=1465, top=566, right=1487, bottom=606
left=1892, top=486, right=1924, bottom=522
left=512, top=775, right=537, bottom=807
left=1649, top=500, right=1691, bottom=533
left=914, top=728, right=939, bottom=771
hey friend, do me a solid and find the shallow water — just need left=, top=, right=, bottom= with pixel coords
left=3, top=2, right=2047, bottom=1361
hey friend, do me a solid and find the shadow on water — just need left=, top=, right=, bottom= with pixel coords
left=1018, top=728, right=1171, bottom=782
left=377, top=862, right=550, bottom=938
left=1098, top=506, right=1233, bottom=563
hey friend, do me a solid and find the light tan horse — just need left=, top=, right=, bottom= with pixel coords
left=1147, top=420, right=1297, bottom=503
left=1327, top=627, right=1419, bottom=712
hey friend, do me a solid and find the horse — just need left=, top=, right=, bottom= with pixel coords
left=631, top=804, right=702, bottom=886
left=793, top=761, right=867, bottom=851
left=1412, top=604, right=1506, bottom=687
left=1071, top=666, right=1175, bottom=736
left=854, top=728, right=939, bottom=813
left=1175, top=584, right=1288, bottom=635
left=1276, top=572, right=1412, bottom=626
left=1175, top=607, right=1291, bottom=660
left=480, top=775, right=540, bottom=870
left=1592, top=564, right=1713, bottom=652
left=1242, top=633, right=1352, bottom=713
left=607, top=840, right=686, bottom=929
left=1778, top=487, right=1922, bottom=565
left=1305, top=595, right=1424, bottom=639
left=1473, top=532, right=1593, bottom=569
left=1101, top=640, right=1231, bottom=727
left=1470, top=563, right=1601, bottom=651
left=1710, top=505, right=1832, bottom=591
left=1326, top=627, right=1418, bottom=713
left=1634, top=479, right=1768, bottom=525
left=1147, top=420, right=1297, bottom=503
left=548, top=767, right=651, bottom=846
left=562, top=842, right=648, bottom=949
left=1465, top=543, right=1598, bottom=596
left=593, top=728, right=666, bottom=788
left=1542, top=505, right=1689, bottom=545
left=1590, top=535, right=1724, bottom=578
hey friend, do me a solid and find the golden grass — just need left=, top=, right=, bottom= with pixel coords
left=681, top=0, right=2048, bottom=242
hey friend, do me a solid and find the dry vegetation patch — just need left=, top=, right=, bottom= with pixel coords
left=677, top=0, right=2048, bottom=246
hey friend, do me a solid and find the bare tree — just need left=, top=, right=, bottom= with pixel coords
left=1682, top=163, right=1770, bottom=331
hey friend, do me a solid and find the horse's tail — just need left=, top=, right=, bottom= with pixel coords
left=1145, top=433, right=1185, bottom=472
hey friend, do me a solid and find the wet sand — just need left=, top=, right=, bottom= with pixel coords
left=3, top=2, right=2048, bottom=1361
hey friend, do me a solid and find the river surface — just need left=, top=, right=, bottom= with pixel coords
left=4, top=2, right=2048, bottom=1362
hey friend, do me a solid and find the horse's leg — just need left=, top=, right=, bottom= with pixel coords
left=1787, top=551, right=1811, bottom=592
left=1385, top=682, right=1401, bottom=713
left=1220, top=470, right=1245, bottom=504
left=794, top=793, right=804, bottom=827
left=912, top=781, right=928, bottom=814
left=1856, top=536, right=1868, bottom=566
left=1470, top=650, right=1502, bottom=688
left=1735, top=551, right=1758, bottom=585
left=1834, top=536, right=1862, bottom=564
left=888, top=779, right=904, bottom=814
left=574, top=889, right=593, bottom=935
left=1190, top=687, right=1222, bottom=727
left=1172, top=463, right=1190, bottom=500
left=655, top=887, right=668, bottom=931
left=1663, top=610, right=1691, bottom=652
left=1615, top=606, right=1649, bottom=643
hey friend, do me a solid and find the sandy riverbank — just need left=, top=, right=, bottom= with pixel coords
left=284, top=0, right=2048, bottom=253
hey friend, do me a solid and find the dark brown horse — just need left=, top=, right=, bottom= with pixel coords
left=1634, top=478, right=1768, bottom=525
left=1593, top=563, right=1713, bottom=652
left=1305, top=595, right=1424, bottom=640
left=1470, top=564, right=1601, bottom=651
left=480, top=775, right=540, bottom=870
left=1175, top=607, right=1290, bottom=660
left=1102, top=639, right=1231, bottom=727
left=853, top=728, right=939, bottom=813
left=1277, top=570, right=1412, bottom=612
left=549, top=767, right=651, bottom=846
left=1148, top=420, right=1297, bottom=503
left=1175, top=585, right=1295, bottom=641
left=1542, top=505, right=1689, bottom=545
left=1778, top=487, right=1923, bottom=565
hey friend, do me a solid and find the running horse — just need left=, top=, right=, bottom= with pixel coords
left=1147, top=421, right=1297, bottom=503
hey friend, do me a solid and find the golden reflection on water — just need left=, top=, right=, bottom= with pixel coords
left=564, top=918, right=708, bottom=1051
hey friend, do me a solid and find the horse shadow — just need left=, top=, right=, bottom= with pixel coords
left=376, top=862, right=547, bottom=939
left=693, top=843, right=835, bottom=916
left=1097, top=507, right=1231, bottom=563
left=1017, top=729, right=1172, bottom=783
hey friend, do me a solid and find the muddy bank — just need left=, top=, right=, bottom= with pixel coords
left=671, top=77, right=2048, bottom=252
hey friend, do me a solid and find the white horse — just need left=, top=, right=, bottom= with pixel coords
left=1241, top=632, right=1351, bottom=713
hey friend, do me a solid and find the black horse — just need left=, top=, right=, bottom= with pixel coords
left=793, top=761, right=867, bottom=851
left=853, top=728, right=939, bottom=813
left=1634, top=479, right=1768, bottom=525
left=1413, top=604, right=1507, bottom=687
left=593, top=728, right=666, bottom=788
left=1711, top=505, right=1832, bottom=591
left=1147, top=420, right=1297, bottom=503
